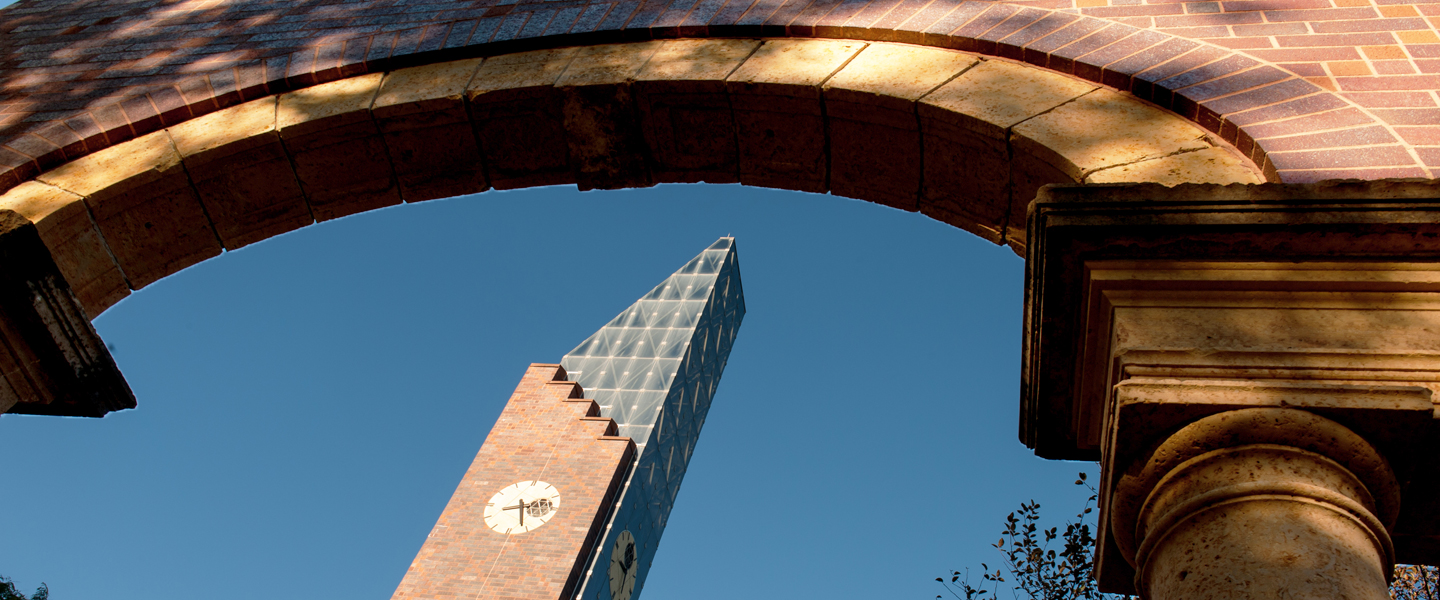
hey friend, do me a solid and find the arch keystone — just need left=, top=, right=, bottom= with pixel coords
left=466, top=48, right=580, bottom=190
left=556, top=42, right=665, bottom=190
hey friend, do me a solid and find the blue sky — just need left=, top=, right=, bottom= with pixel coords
left=0, top=184, right=1098, bottom=599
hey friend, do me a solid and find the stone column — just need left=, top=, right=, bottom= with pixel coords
left=1112, top=408, right=1399, bottom=600
left=1019, top=180, right=1440, bottom=594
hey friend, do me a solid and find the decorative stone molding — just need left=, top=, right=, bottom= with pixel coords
left=0, top=209, right=132, bottom=418
left=1024, top=179, right=1440, bottom=460
left=1021, top=179, right=1440, bottom=591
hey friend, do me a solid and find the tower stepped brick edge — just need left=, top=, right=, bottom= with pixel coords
left=391, top=364, right=635, bottom=600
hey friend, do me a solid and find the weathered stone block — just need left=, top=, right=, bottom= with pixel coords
left=819, top=44, right=976, bottom=212
left=468, top=49, right=578, bottom=190
left=1012, top=88, right=1210, bottom=181
left=557, top=43, right=663, bottom=190
left=557, top=41, right=662, bottom=88
left=278, top=73, right=399, bottom=221
left=726, top=39, right=866, bottom=99
left=729, top=94, right=827, bottom=192
left=38, top=130, right=221, bottom=289
left=727, top=40, right=865, bottom=192
left=374, top=58, right=488, bottom=202
left=825, top=99, right=921, bottom=210
left=635, top=39, right=759, bottom=184
left=1008, top=150, right=1075, bottom=248
left=826, top=43, right=980, bottom=112
left=169, top=97, right=313, bottom=248
left=918, top=117, right=1009, bottom=243
left=638, top=39, right=760, bottom=83
left=919, top=59, right=1097, bottom=141
left=1085, top=147, right=1264, bottom=185
left=637, top=88, right=739, bottom=184
left=0, top=181, right=128, bottom=315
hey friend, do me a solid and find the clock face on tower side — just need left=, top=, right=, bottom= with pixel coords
left=608, top=530, right=638, bottom=600
left=483, top=481, right=561, bottom=534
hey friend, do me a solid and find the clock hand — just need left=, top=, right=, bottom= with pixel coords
left=501, top=500, right=527, bottom=526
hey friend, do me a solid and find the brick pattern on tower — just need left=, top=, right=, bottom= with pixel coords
left=391, top=364, right=634, bottom=600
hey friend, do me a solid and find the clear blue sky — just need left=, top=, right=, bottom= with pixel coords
left=0, top=184, right=1098, bottom=599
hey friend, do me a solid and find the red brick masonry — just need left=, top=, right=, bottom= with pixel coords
left=0, top=0, right=1434, bottom=186
left=391, top=364, right=634, bottom=600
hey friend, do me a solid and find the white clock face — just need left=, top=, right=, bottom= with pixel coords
left=608, top=530, right=637, bottom=600
left=483, top=481, right=561, bottom=534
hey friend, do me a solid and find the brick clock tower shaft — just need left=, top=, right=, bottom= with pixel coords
left=391, top=238, right=746, bottom=600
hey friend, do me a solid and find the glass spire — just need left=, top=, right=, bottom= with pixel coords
left=562, top=237, right=745, bottom=600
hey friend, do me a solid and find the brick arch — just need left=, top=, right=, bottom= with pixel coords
left=0, top=0, right=1416, bottom=191
left=0, top=38, right=1261, bottom=320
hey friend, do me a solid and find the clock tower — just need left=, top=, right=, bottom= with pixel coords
left=391, top=238, right=746, bottom=600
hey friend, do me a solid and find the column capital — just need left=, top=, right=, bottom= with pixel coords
left=1023, top=179, right=1440, bottom=460
left=1019, top=180, right=1440, bottom=592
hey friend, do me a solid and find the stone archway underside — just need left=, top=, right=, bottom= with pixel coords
left=0, top=39, right=1261, bottom=320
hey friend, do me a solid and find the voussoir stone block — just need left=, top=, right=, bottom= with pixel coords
left=37, top=129, right=220, bottom=290
left=0, top=181, right=128, bottom=316
left=917, top=60, right=1094, bottom=243
left=636, top=39, right=760, bottom=184
left=558, top=41, right=662, bottom=88
left=826, top=44, right=979, bottom=112
left=1085, top=147, right=1264, bottom=185
left=169, top=97, right=313, bottom=249
left=467, top=48, right=578, bottom=190
left=921, top=60, right=1098, bottom=141
left=824, top=44, right=979, bottom=212
left=918, top=119, right=1011, bottom=243
left=373, top=58, right=488, bottom=202
left=1010, top=88, right=1211, bottom=248
left=1012, top=88, right=1211, bottom=181
left=1009, top=151, right=1076, bottom=249
left=556, top=42, right=663, bottom=190
left=727, top=39, right=866, bottom=193
left=278, top=72, right=399, bottom=221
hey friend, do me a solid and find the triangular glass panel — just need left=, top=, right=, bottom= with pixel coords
left=560, top=238, right=745, bottom=600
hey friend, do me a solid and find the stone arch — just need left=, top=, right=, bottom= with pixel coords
left=0, top=0, right=1409, bottom=192
left=0, top=39, right=1261, bottom=320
